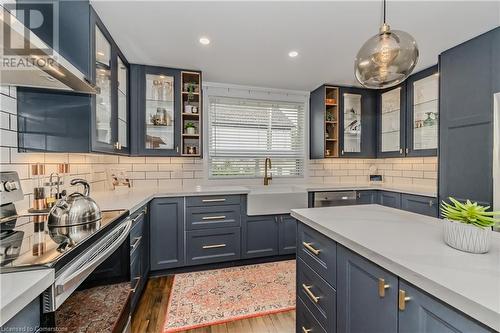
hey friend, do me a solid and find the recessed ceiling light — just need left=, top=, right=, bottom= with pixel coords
left=288, top=51, right=298, bottom=58
left=199, top=37, right=210, bottom=45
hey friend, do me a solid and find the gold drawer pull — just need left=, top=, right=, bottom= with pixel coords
left=131, top=277, right=141, bottom=293
left=398, top=289, right=411, bottom=311
left=302, top=242, right=321, bottom=256
left=202, top=198, right=226, bottom=203
left=378, top=278, right=390, bottom=297
left=202, top=215, right=226, bottom=220
left=202, top=244, right=227, bottom=249
left=302, top=327, right=312, bottom=333
left=302, top=284, right=320, bottom=303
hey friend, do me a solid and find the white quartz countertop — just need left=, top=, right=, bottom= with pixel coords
left=290, top=205, right=500, bottom=331
left=90, top=183, right=436, bottom=213
left=0, top=269, right=54, bottom=326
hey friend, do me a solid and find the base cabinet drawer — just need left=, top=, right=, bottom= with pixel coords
left=296, top=297, right=327, bottom=333
left=186, top=227, right=241, bottom=265
left=379, top=191, right=402, bottom=209
left=298, top=223, right=337, bottom=288
left=186, top=205, right=241, bottom=230
left=186, top=195, right=241, bottom=207
left=401, top=194, right=438, bottom=217
left=297, top=258, right=336, bottom=332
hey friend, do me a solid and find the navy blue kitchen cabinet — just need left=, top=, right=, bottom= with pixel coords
left=0, top=298, right=40, bottom=332
left=130, top=65, right=181, bottom=156
left=377, top=83, right=407, bottom=158
left=337, top=245, right=398, bottom=333
left=17, top=3, right=130, bottom=155
left=339, top=87, right=377, bottom=158
left=296, top=297, right=327, bottom=333
left=242, top=214, right=296, bottom=258
left=398, top=281, right=491, bottom=333
left=130, top=65, right=203, bottom=157
left=401, top=193, right=438, bottom=217
left=242, top=215, right=279, bottom=258
left=186, top=227, right=241, bottom=265
left=405, top=65, right=439, bottom=157
left=310, top=85, right=376, bottom=159
left=129, top=206, right=149, bottom=312
left=439, top=27, right=500, bottom=208
left=150, top=197, right=185, bottom=270
left=297, top=223, right=337, bottom=288
left=379, top=191, right=402, bottom=209
left=278, top=215, right=297, bottom=255
left=309, top=86, right=328, bottom=159
left=356, top=190, right=379, bottom=204
left=297, top=257, right=336, bottom=332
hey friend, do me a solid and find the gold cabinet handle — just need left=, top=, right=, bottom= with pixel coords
left=378, top=278, right=390, bottom=297
left=202, top=244, right=226, bottom=249
left=131, top=277, right=141, bottom=293
left=302, top=242, right=321, bottom=256
left=201, top=215, right=226, bottom=220
left=302, top=284, right=320, bottom=303
left=302, top=327, right=312, bottom=333
left=398, top=289, right=411, bottom=311
left=202, top=198, right=226, bottom=203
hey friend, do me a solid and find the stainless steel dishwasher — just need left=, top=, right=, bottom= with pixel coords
left=313, top=191, right=358, bottom=207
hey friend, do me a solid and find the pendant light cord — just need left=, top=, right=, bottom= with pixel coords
left=383, top=0, right=386, bottom=24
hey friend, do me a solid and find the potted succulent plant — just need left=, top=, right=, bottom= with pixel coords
left=441, top=197, right=500, bottom=253
left=184, top=122, right=196, bottom=135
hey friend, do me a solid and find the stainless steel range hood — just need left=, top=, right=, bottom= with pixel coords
left=0, top=5, right=97, bottom=94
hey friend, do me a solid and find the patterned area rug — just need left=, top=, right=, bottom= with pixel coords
left=164, top=260, right=296, bottom=332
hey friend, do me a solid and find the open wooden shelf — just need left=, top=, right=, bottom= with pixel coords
left=324, top=86, right=339, bottom=158
left=181, top=71, right=202, bottom=156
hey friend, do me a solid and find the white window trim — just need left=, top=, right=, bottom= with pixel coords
left=202, top=82, right=310, bottom=184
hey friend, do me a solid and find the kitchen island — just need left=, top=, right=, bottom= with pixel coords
left=291, top=204, right=500, bottom=332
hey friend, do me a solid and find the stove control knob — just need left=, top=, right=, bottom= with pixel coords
left=4, top=180, right=18, bottom=192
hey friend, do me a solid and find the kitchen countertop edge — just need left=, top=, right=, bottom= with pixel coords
left=0, top=269, right=55, bottom=326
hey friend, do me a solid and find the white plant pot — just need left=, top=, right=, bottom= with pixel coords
left=186, top=127, right=196, bottom=135
left=443, top=219, right=491, bottom=254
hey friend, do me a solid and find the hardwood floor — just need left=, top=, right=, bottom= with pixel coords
left=132, top=276, right=296, bottom=333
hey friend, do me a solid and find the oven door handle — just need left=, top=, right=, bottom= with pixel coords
left=55, top=218, right=132, bottom=296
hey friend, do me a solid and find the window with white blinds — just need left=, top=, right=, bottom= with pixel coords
left=208, top=96, right=305, bottom=178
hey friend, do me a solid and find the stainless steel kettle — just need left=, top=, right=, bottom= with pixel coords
left=48, top=179, right=102, bottom=248
left=48, top=179, right=101, bottom=227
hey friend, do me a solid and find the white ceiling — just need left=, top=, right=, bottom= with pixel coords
left=91, top=1, right=500, bottom=91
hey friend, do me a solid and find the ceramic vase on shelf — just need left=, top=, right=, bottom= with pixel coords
left=186, top=127, right=196, bottom=135
left=443, top=219, right=491, bottom=254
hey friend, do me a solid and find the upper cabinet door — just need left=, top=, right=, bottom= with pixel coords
left=340, top=87, right=377, bottom=158
left=117, top=55, right=129, bottom=153
left=406, top=66, right=439, bottom=156
left=135, top=66, right=181, bottom=156
left=91, top=9, right=129, bottom=155
left=378, top=85, right=406, bottom=157
left=93, top=26, right=114, bottom=151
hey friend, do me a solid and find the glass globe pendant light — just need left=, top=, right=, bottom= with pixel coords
left=354, top=0, right=419, bottom=89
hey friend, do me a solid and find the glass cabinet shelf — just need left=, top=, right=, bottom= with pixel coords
left=145, top=74, right=175, bottom=150
left=380, top=87, right=401, bottom=153
left=412, top=73, right=438, bottom=151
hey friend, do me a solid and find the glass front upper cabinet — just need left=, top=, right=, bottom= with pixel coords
left=117, top=56, right=128, bottom=150
left=380, top=87, right=403, bottom=155
left=95, top=27, right=112, bottom=146
left=144, top=73, right=175, bottom=151
left=342, top=93, right=362, bottom=153
left=408, top=68, right=439, bottom=156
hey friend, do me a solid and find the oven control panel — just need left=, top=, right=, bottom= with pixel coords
left=0, top=171, right=23, bottom=205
